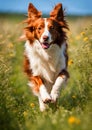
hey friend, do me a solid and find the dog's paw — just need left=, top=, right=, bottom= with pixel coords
left=43, top=98, right=52, bottom=104
left=40, top=85, right=51, bottom=104
left=50, top=91, right=59, bottom=103
left=40, top=90, right=51, bottom=104
left=40, top=104, right=46, bottom=112
left=42, top=94, right=51, bottom=104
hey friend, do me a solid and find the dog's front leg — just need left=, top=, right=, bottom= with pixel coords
left=28, top=76, right=51, bottom=103
left=51, top=69, right=69, bottom=103
left=39, top=84, right=51, bottom=103
left=38, top=95, right=47, bottom=112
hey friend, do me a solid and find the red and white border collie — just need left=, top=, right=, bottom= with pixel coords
left=21, top=3, right=69, bottom=111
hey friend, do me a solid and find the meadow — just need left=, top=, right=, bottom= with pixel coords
left=0, top=13, right=92, bottom=130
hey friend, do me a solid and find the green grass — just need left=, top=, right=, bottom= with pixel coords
left=0, top=14, right=92, bottom=130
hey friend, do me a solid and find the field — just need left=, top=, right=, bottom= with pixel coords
left=0, top=14, right=92, bottom=130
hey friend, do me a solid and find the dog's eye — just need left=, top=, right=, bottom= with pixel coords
left=29, top=26, right=34, bottom=32
left=50, top=26, right=54, bottom=30
left=38, top=27, right=42, bottom=30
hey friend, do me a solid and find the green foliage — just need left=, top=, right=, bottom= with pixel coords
left=0, top=14, right=92, bottom=130
left=0, top=46, right=20, bottom=130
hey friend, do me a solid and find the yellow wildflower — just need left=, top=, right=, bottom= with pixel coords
left=9, top=53, right=15, bottom=57
left=68, top=116, right=80, bottom=125
left=8, top=43, right=14, bottom=48
left=83, top=37, right=88, bottom=42
left=80, top=31, right=85, bottom=36
left=72, top=95, right=76, bottom=99
left=23, top=111, right=28, bottom=117
left=30, top=103, right=35, bottom=108
left=68, top=59, right=73, bottom=66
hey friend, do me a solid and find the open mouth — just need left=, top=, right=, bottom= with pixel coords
left=41, top=42, right=50, bottom=49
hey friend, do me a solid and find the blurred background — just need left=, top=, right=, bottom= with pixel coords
left=0, top=0, right=92, bottom=15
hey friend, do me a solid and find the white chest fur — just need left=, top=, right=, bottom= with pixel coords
left=25, top=40, right=66, bottom=84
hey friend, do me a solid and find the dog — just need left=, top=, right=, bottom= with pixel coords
left=21, top=3, right=69, bottom=111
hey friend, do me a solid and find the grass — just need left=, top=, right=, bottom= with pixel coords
left=0, top=13, right=92, bottom=130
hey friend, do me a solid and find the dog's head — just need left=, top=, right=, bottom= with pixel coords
left=21, top=3, right=68, bottom=49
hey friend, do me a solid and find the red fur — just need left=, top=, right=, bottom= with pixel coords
left=30, top=76, right=43, bottom=92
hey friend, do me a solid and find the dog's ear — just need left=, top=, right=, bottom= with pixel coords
left=19, top=26, right=35, bottom=42
left=50, top=3, right=64, bottom=21
left=50, top=3, right=69, bottom=30
left=28, top=3, right=42, bottom=19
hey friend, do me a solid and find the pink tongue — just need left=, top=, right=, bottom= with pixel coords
left=42, top=43, right=50, bottom=49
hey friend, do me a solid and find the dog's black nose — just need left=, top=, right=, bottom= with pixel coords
left=43, top=35, right=49, bottom=41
